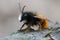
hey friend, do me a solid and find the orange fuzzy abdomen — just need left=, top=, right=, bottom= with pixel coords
left=35, top=13, right=48, bottom=29
left=41, top=19, right=48, bottom=29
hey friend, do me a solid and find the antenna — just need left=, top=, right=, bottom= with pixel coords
left=22, top=6, right=26, bottom=13
left=18, top=0, right=22, bottom=13
left=18, top=0, right=26, bottom=13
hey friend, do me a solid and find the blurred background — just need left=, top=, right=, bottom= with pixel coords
left=0, top=0, right=60, bottom=37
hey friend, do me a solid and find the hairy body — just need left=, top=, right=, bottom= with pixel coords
left=19, top=12, right=41, bottom=32
left=18, top=6, right=48, bottom=32
left=18, top=12, right=48, bottom=32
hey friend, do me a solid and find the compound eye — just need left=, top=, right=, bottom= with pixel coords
left=24, top=14, right=27, bottom=16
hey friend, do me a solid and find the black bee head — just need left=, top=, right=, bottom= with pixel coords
left=19, top=5, right=36, bottom=22
left=20, top=13, right=28, bottom=22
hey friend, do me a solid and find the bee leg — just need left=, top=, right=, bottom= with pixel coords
left=38, top=22, right=43, bottom=33
left=18, top=23, right=26, bottom=32
left=38, top=22, right=41, bottom=31
left=24, top=25, right=31, bottom=33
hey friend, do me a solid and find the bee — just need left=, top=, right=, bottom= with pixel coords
left=18, top=6, right=41, bottom=32
left=18, top=5, right=49, bottom=32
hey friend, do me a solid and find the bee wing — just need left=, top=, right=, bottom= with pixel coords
left=34, top=16, right=38, bottom=17
left=46, top=18, right=53, bottom=23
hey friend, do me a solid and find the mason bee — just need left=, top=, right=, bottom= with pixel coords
left=18, top=5, right=49, bottom=32
left=18, top=6, right=41, bottom=32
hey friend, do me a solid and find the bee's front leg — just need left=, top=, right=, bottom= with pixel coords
left=18, top=23, right=26, bottom=32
